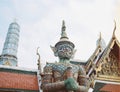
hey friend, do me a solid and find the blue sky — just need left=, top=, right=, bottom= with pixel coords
left=0, top=0, right=119, bottom=69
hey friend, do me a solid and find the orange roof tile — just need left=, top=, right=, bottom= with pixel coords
left=0, top=71, right=39, bottom=91
left=100, top=84, right=120, bottom=92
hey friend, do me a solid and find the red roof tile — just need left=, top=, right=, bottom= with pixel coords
left=100, top=84, right=120, bottom=92
left=0, top=72, right=39, bottom=91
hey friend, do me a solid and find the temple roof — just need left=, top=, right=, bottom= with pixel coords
left=85, top=34, right=105, bottom=75
left=86, top=21, right=120, bottom=75
left=96, top=25, right=120, bottom=65
left=100, top=84, right=120, bottom=92
left=0, top=65, right=39, bottom=92
left=93, top=81, right=120, bottom=92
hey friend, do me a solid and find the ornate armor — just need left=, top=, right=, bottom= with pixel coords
left=41, top=63, right=89, bottom=92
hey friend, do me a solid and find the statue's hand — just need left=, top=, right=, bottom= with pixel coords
left=64, top=78, right=79, bottom=91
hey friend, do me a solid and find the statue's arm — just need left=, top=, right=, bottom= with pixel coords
left=76, top=76, right=89, bottom=92
left=76, top=67, right=90, bottom=92
left=41, top=66, right=65, bottom=91
left=42, top=80, right=65, bottom=91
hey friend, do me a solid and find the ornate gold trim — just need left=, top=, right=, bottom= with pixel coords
left=4, top=61, right=11, bottom=66
left=96, top=75, right=120, bottom=82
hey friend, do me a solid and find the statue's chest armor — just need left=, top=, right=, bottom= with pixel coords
left=46, top=63, right=79, bottom=82
left=53, top=70, right=79, bottom=82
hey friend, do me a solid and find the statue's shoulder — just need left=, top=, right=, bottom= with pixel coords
left=78, top=65, right=86, bottom=75
left=44, top=62, right=78, bottom=75
left=44, top=62, right=66, bottom=74
left=44, top=62, right=53, bottom=74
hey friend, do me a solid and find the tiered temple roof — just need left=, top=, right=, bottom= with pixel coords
left=85, top=21, right=120, bottom=91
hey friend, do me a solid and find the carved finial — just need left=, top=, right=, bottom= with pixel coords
left=96, top=32, right=106, bottom=49
left=60, top=20, right=68, bottom=39
left=97, top=32, right=102, bottom=47
left=113, top=20, right=116, bottom=38
left=37, top=47, right=42, bottom=73
left=99, top=32, right=102, bottom=40
left=37, top=47, right=40, bottom=59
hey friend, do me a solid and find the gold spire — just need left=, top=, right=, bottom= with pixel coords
left=99, top=32, right=102, bottom=41
left=98, top=32, right=102, bottom=47
left=113, top=20, right=116, bottom=38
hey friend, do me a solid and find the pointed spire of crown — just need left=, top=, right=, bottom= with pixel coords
left=13, top=18, right=17, bottom=23
left=60, top=20, right=68, bottom=39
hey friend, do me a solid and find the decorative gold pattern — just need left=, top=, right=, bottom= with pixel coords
left=53, top=71, right=62, bottom=82
left=41, top=63, right=89, bottom=92
left=44, top=66, right=52, bottom=74
left=95, top=52, right=120, bottom=82
left=99, top=53, right=120, bottom=76
left=4, top=61, right=11, bottom=66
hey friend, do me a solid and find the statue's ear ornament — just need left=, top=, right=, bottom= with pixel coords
left=71, top=49, right=77, bottom=59
left=50, top=45, right=58, bottom=56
